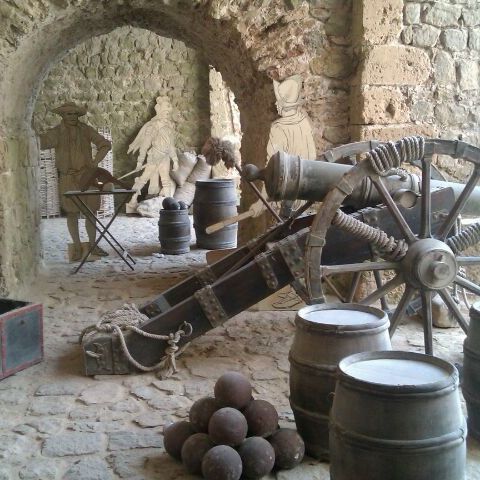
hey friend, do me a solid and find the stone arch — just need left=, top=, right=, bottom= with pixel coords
left=0, top=0, right=284, bottom=293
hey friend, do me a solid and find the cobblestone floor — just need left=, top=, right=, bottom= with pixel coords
left=1, top=216, right=480, bottom=479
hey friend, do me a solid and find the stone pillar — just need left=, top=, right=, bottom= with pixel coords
left=350, top=0, right=435, bottom=141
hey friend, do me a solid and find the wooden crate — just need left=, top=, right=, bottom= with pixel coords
left=0, top=299, right=43, bottom=380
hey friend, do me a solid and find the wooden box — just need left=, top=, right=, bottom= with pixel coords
left=0, top=299, right=43, bottom=380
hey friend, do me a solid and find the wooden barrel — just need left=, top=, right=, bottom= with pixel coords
left=289, top=303, right=391, bottom=460
left=330, top=351, right=466, bottom=480
left=193, top=179, right=237, bottom=250
left=462, top=302, right=480, bottom=439
left=158, top=209, right=191, bottom=255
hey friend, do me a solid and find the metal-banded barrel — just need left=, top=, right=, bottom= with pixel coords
left=463, top=302, right=480, bottom=439
left=330, top=351, right=466, bottom=480
left=193, top=179, right=238, bottom=250
left=288, top=304, right=391, bottom=460
left=158, top=209, right=191, bottom=255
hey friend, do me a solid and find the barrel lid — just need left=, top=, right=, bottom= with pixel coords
left=338, top=351, right=458, bottom=393
left=296, top=303, right=388, bottom=331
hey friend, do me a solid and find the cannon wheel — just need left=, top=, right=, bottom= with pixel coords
left=306, top=137, right=480, bottom=355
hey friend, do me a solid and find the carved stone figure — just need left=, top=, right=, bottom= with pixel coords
left=249, top=75, right=316, bottom=217
left=126, top=96, right=177, bottom=213
left=38, top=102, right=112, bottom=261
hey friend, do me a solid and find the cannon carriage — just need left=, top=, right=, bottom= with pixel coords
left=81, top=137, right=480, bottom=375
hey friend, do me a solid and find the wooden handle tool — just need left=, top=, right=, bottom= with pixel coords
left=206, top=210, right=254, bottom=234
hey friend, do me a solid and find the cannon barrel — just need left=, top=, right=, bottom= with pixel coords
left=244, top=151, right=480, bottom=215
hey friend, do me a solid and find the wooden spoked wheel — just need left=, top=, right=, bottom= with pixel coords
left=306, top=138, right=480, bottom=355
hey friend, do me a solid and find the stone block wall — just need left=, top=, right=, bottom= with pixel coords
left=33, top=27, right=211, bottom=176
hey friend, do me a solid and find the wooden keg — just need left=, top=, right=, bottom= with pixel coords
left=193, top=179, right=237, bottom=250
left=463, top=301, right=480, bottom=439
left=289, top=303, right=391, bottom=460
left=158, top=209, right=191, bottom=255
left=330, top=351, right=466, bottom=480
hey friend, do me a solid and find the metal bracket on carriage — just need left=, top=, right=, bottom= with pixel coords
left=276, top=233, right=306, bottom=280
left=195, top=265, right=217, bottom=286
left=193, top=285, right=229, bottom=328
left=255, top=252, right=280, bottom=290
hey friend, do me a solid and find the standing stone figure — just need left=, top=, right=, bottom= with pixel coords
left=126, top=96, right=177, bottom=213
left=249, top=74, right=316, bottom=217
left=38, top=102, right=112, bottom=261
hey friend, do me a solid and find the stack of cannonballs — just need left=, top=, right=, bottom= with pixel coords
left=163, top=372, right=305, bottom=480
left=162, top=197, right=188, bottom=211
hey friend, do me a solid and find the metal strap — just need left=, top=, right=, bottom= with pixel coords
left=255, top=252, right=279, bottom=290
left=194, top=285, right=228, bottom=328
left=196, top=266, right=216, bottom=286
left=336, top=177, right=354, bottom=196
left=277, top=235, right=305, bottom=279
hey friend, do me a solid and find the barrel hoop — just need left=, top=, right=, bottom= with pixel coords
left=290, top=401, right=330, bottom=423
left=295, top=320, right=389, bottom=336
left=195, top=266, right=216, bottom=287
left=194, top=285, right=228, bottom=328
left=330, top=421, right=467, bottom=452
left=277, top=234, right=305, bottom=279
left=255, top=252, right=279, bottom=290
left=463, top=342, right=480, bottom=361
left=289, top=353, right=338, bottom=375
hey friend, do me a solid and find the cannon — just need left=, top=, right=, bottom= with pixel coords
left=81, top=137, right=480, bottom=375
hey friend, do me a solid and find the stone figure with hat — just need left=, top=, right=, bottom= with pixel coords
left=37, top=102, right=112, bottom=261
left=249, top=74, right=316, bottom=217
left=125, top=96, right=178, bottom=213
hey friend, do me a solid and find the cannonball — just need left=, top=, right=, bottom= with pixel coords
left=178, top=200, right=188, bottom=210
left=189, top=396, right=219, bottom=433
left=238, top=436, right=275, bottom=479
left=163, top=421, right=195, bottom=460
left=208, top=407, right=248, bottom=446
left=268, top=428, right=305, bottom=470
left=162, top=197, right=180, bottom=210
left=214, top=371, right=252, bottom=409
left=243, top=399, right=279, bottom=437
left=202, top=445, right=242, bottom=480
left=181, top=432, right=215, bottom=475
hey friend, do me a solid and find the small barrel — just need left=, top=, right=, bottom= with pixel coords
left=463, top=302, right=480, bottom=439
left=289, top=303, right=391, bottom=460
left=193, top=179, right=237, bottom=250
left=158, top=209, right=191, bottom=255
left=330, top=351, right=466, bottom=480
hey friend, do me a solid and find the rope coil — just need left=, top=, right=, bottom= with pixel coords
left=80, top=303, right=192, bottom=379
left=447, top=222, right=480, bottom=255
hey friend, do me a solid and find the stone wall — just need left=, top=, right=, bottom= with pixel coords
left=34, top=27, right=211, bottom=176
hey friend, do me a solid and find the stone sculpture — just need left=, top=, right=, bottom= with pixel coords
left=249, top=74, right=316, bottom=218
left=126, top=96, right=177, bottom=213
left=37, top=102, right=112, bottom=261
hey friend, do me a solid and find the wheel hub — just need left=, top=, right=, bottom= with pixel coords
left=402, top=238, right=457, bottom=290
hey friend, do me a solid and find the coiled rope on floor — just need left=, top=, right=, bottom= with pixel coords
left=79, top=303, right=192, bottom=379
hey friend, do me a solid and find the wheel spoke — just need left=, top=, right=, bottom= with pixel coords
left=360, top=274, right=404, bottom=306
left=321, top=261, right=399, bottom=276
left=389, top=286, right=415, bottom=337
left=372, top=177, right=417, bottom=243
left=322, top=276, right=347, bottom=303
left=454, top=275, right=480, bottom=297
left=457, top=256, right=480, bottom=266
left=420, top=290, right=433, bottom=355
left=421, top=156, right=432, bottom=238
left=346, top=271, right=362, bottom=303
left=373, top=270, right=389, bottom=312
left=438, top=288, right=469, bottom=334
left=437, top=166, right=480, bottom=239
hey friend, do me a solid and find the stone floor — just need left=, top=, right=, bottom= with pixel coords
left=1, top=215, right=480, bottom=479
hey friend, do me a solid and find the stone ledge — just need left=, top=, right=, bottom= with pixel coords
left=351, top=124, right=438, bottom=142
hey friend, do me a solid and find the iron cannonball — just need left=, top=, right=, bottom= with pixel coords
left=181, top=432, right=215, bottom=475
left=162, top=197, right=180, bottom=210
left=268, top=428, right=305, bottom=470
left=178, top=200, right=188, bottom=210
left=214, top=371, right=252, bottom=409
left=163, top=421, right=195, bottom=460
left=243, top=399, right=279, bottom=437
left=208, top=407, right=248, bottom=446
left=202, top=445, right=243, bottom=480
left=189, top=396, right=220, bottom=433
left=238, top=436, right=275, bottom=479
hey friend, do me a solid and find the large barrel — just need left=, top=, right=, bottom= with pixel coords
left=289, top=303, right=391, bottom=460
left=158, top=209, right=191, bottom=254
left=462, top=302, right=480, bottom=438
left=330, top=351, right=466, bottom=480
left=193, top=179, right=238, bottom=250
